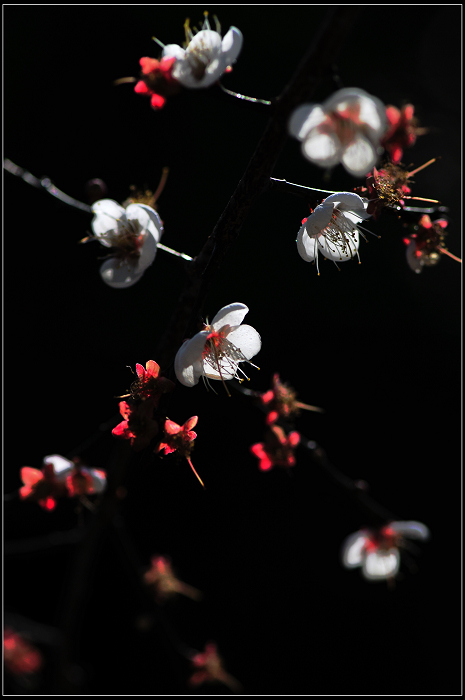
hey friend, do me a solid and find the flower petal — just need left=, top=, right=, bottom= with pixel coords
left=221, top=26, right=243, bottom=63
left=99, top=258, right=145, bottom=288
left=43, top=454, right=74, bottom=479
left=302, top=131, right=342, bottom=168
left=162, top=44, right=186, bottom=60
left=363, top=548, right=400, bottom=580
left=317, top=230, right=359, bottom=262
left=389, top=521, right=430, bottom=540
left=302, top=203, right=334, bottom=237
left=342, top=136, right=378, bottom=178
left=296, top=226, right=317, bottom=262
left=174, top=332, right=209, bottom=387
left=226, top=324, right=261, bottom=360
left=125, top=203, right=163, bottom=245
left=288, top=104, right=327, bottom=140
left=211, top=303, right=249, bottom=331
left=341, top=532, right=368, bottom=568
left=91, top=199, right=125, bottom=242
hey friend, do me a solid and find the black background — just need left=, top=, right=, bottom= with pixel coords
left=4, top=5, right=462, bottom=696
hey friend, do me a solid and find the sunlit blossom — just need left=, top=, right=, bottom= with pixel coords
left=174, top=303, right=261, bottom=394
left=341, top=521, right=430, bottom=581
left=119, top=360, right=175, bottom=401
left=250, top=425, right=300, bottom=471
left=189, top=642, right=242, bottom=692
left=157, top=416, right=204, bottom=487
left=89, top=199, right=163, bottom=288
left=160, top=15, right=243, bottom=89
left=289, top=88, right=386, bottom=177
left=143, top=555, right=202, bottom=602
left=296, top=192, right=370, bottom=274
left=112, top=399, right=159, bottom=451
left=4, top=629, right=43, bottom=676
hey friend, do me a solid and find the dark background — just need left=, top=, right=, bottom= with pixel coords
left=4, top=5, right=462, bottom=695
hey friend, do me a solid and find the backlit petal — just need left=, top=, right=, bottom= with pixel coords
left=221, top=26, right=243, bottom=62
left=226, top=324, right=261, bottom=360
left=389, top=521, right=430, bottom=540
left=341, top=532, right=368, bottom=568
left=99, top=258, right=145, bottom=289
left=302, top=131, right=341, bottom=167
left=342, top=136, right=378, bottom=178
left=91, top=199, right=125, bottom=240
left=288, top=104, right=327, bottom=140
left=174, top=332, right=209, bottom=387
left=211, top=303, right=249, bottom=331
left=125, top=203, right=163, bottom=244
left=297, top=226, right=317, bottom=262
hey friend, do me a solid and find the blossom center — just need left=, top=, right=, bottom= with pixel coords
left=318, top=208, right=359, bottom=258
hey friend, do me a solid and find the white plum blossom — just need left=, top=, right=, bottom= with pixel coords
left=296, top=192, right=370, bottom=274
left=341, top=521, right=430, bottom=582
left=161, top=17, right=243, bottom=89
left=90, top=199, right=163, bottom=288
left=289, top=88, right=386, bottom=177
left=175, top=303, right=261, bottom=392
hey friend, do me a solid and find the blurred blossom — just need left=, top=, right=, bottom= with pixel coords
left=260, top=373, right=323, bottom=425
left=143, top=555, right=202, bottom=602
left=134, top=56, right=180, bottom=110
left=251, top=425, right=300, bottom=471
left=404, top=214, right=460, bottom=273
left=341, top=521, right=430, bottom=581
left=161, top=15, right=243, bottom=89
left=4, top=629, right=43, bottom=676
left=289, top=88, right=386, bottom=177
left=89, top=199, right=163, bottom=288
left=175, top=303, right=261, bottom=393
left=381, top=104, right=423, bottom=163
left=19, top=455, right=106, bottom=510
left=296, top=192, right=370, bottom=274
left=189, top=642, right=242, bottom=692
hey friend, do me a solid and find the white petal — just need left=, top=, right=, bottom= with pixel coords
left=99, top=258, right=144, bottom=288
left=137, top=229, right=158, bottom=271
left=317, top=229, right=359, bottom=262
left=342, top=136, right=378, bottom=178
left=302, top=131, right=341, bottom=167
left=288, top=104, right=326, bottom=140
left=211, top=303, right=249, bottom=331
left=43, top=454, right=74, bottom=480
left=174, top=332, right=209, bottom=387
left=162, top=44, right=185, bottom=60
left=303, top=203, right=333, bottom=237
left=296, top=225, right=317, bottom=262
left=84, top=468, right=106, bottom=493
left=363, top=549, right=400, bottom=580
left=389, top=521, right=430, bottom=541
left=357, top=94, right=386, bottom=136
left=341, top=532, right=368, bottom=568
left=323, top=87, right=371, bottom=113
left=91, top=199, right=125, bottom=241
left=203, top=361, right=237, bottom=382
left=406, top=241, right=423, bottom=273
left=125, top=203, right=163, bottom=244
left=188, top=29, right=222, bottom=54
left=323, top=192, right=366, bottom=214
left=226, top=324, right=261, bottom=360
left=221, top=26, right=243, bottom=63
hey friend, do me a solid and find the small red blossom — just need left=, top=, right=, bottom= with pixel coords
left=120, top=360, right=175, bottom=402
left=260, top=373, right=323, bottom=425
left=66, top=461, right=107, bottom=498
left=143, top=555, right=202, bottom=602
left=189, top=642, right=242, bottom=692
left=157, top=416, right=205, bottom=488
left=251, top=425, right=300, bottom=472
left=381, top=104, right=424, bottom=163
left=4, top=629, right=43, bottom=676
left=403, top=214, right=461, bottom=272
left=354, top=159, right=438, bottom=220
left=112, top=399, right=159, bottom=451
left=134, top=56, right=181, bottom=110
